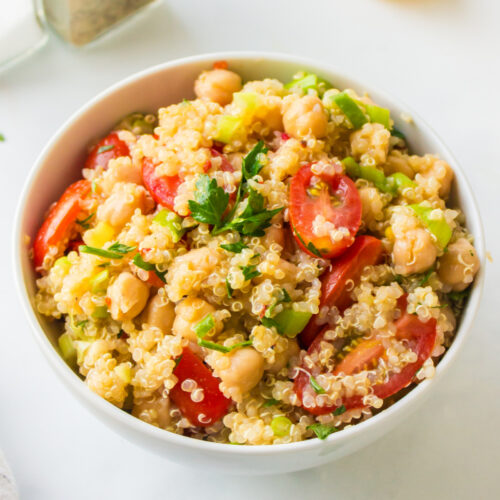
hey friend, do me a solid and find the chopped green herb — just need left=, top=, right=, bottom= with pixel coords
left=220, top=241, right=248, bottom=253
left=307, top=423, right=338, bottom=440
left=263, top=398, right=280, bottom=408
left=108, top=242, right=136, bottom=254
left=241, top=140, right=268, bottom=180
left=309, top=375, right=325, bottom=394
left=291, top=224, right=324, bottom=258
left=117, top=330, right=125, bottom=339
left=174, top=355, right=183, bottom=368
left=225, top=278, right=233, bottom=298
left=271, top=416, right=292, bottom=437
left=188, top=175, right=229, bottom=227
left=198, top=339, right=253, bottom=353
left=79, top=245, right=126, bottom=259
left=97, top=144, right=114, bottom=154
left=394, top=274, right=403, bottom=284
left=417, top=266, right=435, bottom=287
left=132, top=253, right=167, bottom=283
left=333, top=405, right=346, bottom=416
left=76, top=320, right=88, bottom=329
left=261, top=317, right=280, bottom=330
left=76, top=212, right=95, bottom=230
left=448, top=289, right=470, bottom=302
left=281, top=288, right=292, bottom=303
left=391, top=127, right=406, bottom=141
left=240, top=264, right=261, bottom=281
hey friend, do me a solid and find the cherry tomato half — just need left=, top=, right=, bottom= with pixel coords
left=84, top=131, right=130, bottom=170
left=142, top=158, right=183, bottom=212
left=289, top=164, right=362, bottom=259
left=170, top=347, right=231, bottom=427
left=33, top=180, right=91, bottom=269
left=299, top=235, right=383, bottom=348
left=294, top=295, right=437, bottom=415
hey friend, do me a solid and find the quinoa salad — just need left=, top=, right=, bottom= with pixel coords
left=34, top=63, right=480, bottom=445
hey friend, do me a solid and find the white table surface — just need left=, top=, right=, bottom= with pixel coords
left=1, top=0, right=499, bottom=498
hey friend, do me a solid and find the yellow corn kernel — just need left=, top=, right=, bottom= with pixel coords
left=114, top=363, right=132, bottom=384
left=385, top=226, right=395, bottom=241
left=83, top=222, right=115, bottom=248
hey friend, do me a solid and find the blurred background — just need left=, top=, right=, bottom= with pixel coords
left=0, top=1, right=499, bottom=499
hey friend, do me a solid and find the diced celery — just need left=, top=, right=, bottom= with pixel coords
left=342, top=157, right=396, bottom=195
left=83, top=221, right=115, bottom=248
left=387, top=172, right=416, bottom=192
left=114, top=363, right=132, bottom=384
left=232, top=92, right=260, bottom=113
left=330, top=92, right=368, bottom=129
left=91, top=306, right=109, bottom=319
left=409, top=204, right=452, bottom=248
left=90, top=269, right=109, bottom=294
left=74, top=340, right=91, bottom=365
left=272, top=309, right=312, bottom=338
left=58, top=333, right=76, bottom=363
left=366, top=104, right=391, bottom=129
left=214, top=115, right=243, bottom=143
left=54, top=256, right=71, bottom=273
left=153, top=209, right=186, bottom=243
left=285, top=73, right=332, bottom=96
left=271, top=416, right=292, bottom=437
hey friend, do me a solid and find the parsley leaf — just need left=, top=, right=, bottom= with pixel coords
left=133, top=253, right=167, bottom=283
left=309, top=375, right=325, bottom=394
left=174, top=355, right=183, bottom=368
left=108, top=242, right=136, bottom=254
left=263, top=398, right=280, bottom=407
left=188, top=175, right=229, bottom=227
left=220, top=241, right=248, bottom=253
left=261, top=317, right=280, bottom=330
left=417, top=266, right=435, bottom=287
left=307, top=423, right=338, bottom=440
left=241, top=140, right=268, bottom=180
left=291, top=223, right=323, bottom=258
left=240, top=264, right=261, bottom=281
left=79, top=245, right=131, bottom=259
left=332, top=405, right=346, bottom=416
left=97, top=144, right=114, bottom=154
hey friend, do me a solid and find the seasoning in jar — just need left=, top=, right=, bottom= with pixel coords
left=42, top=0, right=159, bottom=46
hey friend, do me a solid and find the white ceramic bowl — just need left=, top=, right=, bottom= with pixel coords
left=13, top=52, right=485, bottom=475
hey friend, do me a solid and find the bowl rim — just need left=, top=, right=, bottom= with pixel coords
left=13, top=51, right=486, bottom=456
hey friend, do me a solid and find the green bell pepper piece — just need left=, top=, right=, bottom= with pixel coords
left=153, top=209, right=186, bottom=243
left=330, top=92, right=368, bottom=129
left=409, top=203, right=452, bottom=248
left=365, top=104, right=391, bottom=129
left=272, top=309, right=312, bottom=338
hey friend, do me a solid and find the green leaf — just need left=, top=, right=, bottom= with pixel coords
left=188, top=175, right=230, bottom=226
left=108, top=242, right=136, bottom=254
left=198, top=339, right=253, bottom=353
left=76, top=212, right=95, bottom=230
left=240, top=264, right=261, bottom=281
left=330, top=92, right=368, bottom=129
left=291, top=223, right=324, bottom=258
left=241, top=141, right=268, bottom=180
left=307, top=423, right=338, bottom=440
left=225, top=278, right=233, bottom=298
left=193, top=314, right=215, bottom=338
left=332, top=405, right=346, bottom=416
left=417, top=266, right=435, bottom=287
left=133, top=253, right=155, bottom=271
left=309, top=375, right=325, bottom=394
left=263, top=398, right=280, bottom=407
left=174, top=355, right=183, bottom=368
left=97, top=144, right=115, bottom=154
left=220, top=241, right=248, bottom=253
left=261, top=317, right=280, bottom=330
left=79, top=245, right=125, bottom=259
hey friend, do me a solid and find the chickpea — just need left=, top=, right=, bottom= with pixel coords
left=132, top=394, right=170, bottom=428
left=97, top=182, right=154, bottom=228
left=265, top=338, right=300, bottom=374
left=140, top=294, right=175, bottom=334
left=263, top=225, right=285, bottom=249
left=384, top=151, right=415, bottom=179
left=194, top=69, right=242, bottom=106
left=172, top=297, right=215, bottom=342
left=421, top=159, right=454, bottom=199
left=283, top=95, right=328, bottom=139
left=392, top=228, right=437, bottom=276
left=100, top=158, right=142, bottom=195
left=108, top=272, right=149, bottom=321
left=217, top=347, right=264, bottom=401
left=358, top=186, right=384, bottom=228
left=438, top=238, right=479, bottom=291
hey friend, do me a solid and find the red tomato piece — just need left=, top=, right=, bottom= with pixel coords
left=84, top=131, right=130, bottom=170
left=67, top=239, right=84, bottom=253
left=299, top=235, right=383, bottom=348
left=211, top=149, right=234, bottom=172
left=33, top=180, right=91, bottom=269
left=294, top=295, right=437, bottom=415
left=142, top=158, right=183, bottom=212
left=170, top=347, right=231, bottom=427
left=289, top=164, right=362, bottom=259
left=213, top=60, right=228, bottom=70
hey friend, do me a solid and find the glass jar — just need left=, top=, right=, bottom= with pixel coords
left=0, top=0, right=48, bottom=71
left=42, top=0, right=161, bottom=46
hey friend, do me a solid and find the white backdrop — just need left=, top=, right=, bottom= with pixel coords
left=0, top=1, right=499, bottom=498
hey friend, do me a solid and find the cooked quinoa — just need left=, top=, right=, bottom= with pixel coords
left=34, top=63, right=480, bottom=445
